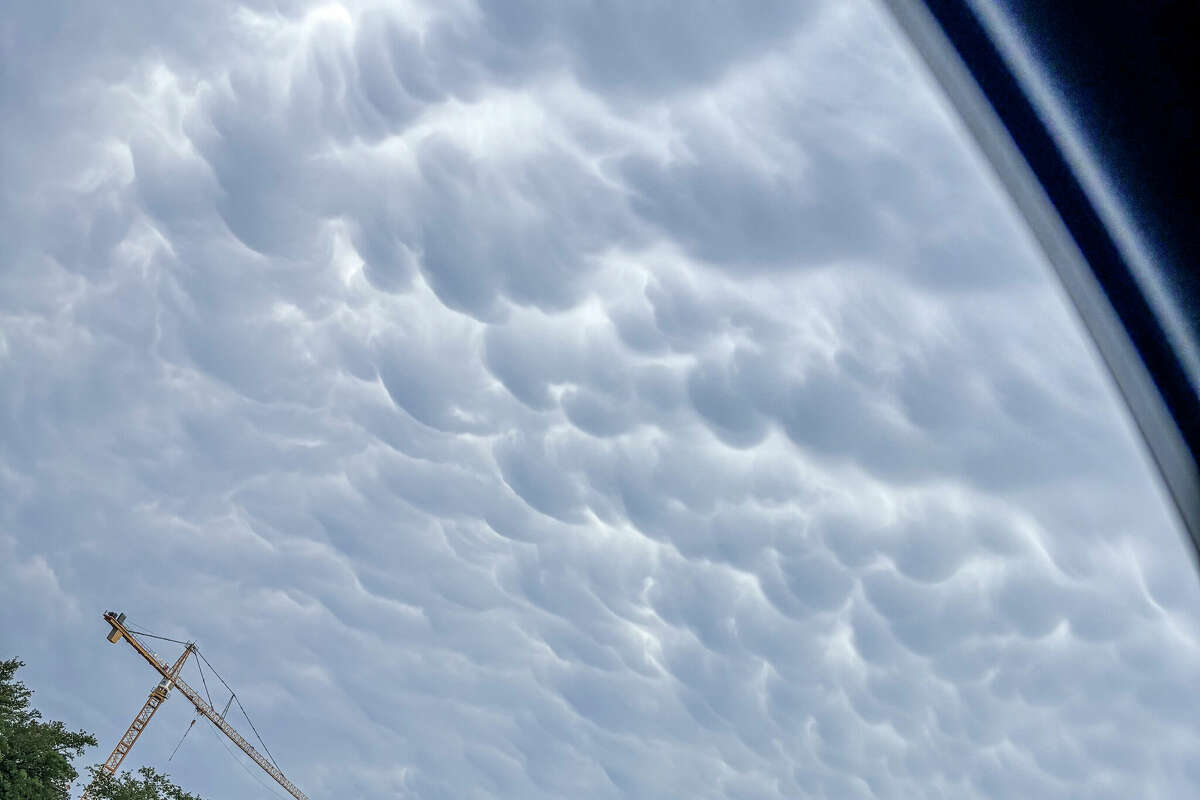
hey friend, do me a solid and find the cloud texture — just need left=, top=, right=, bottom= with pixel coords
left=3, top=1, right=1199, bottom=798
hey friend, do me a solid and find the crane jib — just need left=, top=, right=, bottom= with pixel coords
left=174, top=676, right=309, bottom=800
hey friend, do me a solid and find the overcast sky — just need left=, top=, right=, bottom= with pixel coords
left=3, top=1, right=1200, bottom=799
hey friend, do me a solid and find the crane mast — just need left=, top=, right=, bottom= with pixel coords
left=98, top=641, right=194, bottom=776
left=88, top=611, right=309, bottom=800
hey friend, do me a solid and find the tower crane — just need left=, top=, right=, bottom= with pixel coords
left=85, top=611, right=309, bottom=800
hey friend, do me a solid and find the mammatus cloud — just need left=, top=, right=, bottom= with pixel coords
left=3, top=1, right=1199, bottom=799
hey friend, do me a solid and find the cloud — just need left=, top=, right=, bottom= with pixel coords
left=3, top=0, right=1200, bottom=799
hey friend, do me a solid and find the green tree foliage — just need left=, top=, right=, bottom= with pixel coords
left=1, top=659, right=203, bottom=800
left=0, top=658, right=97, bottom=800
left=85, top=767, right=203, bottom=800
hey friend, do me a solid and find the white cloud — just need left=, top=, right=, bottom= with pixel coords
left=3, top=1, right=1199, bottom=799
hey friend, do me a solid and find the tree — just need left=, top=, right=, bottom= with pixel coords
left=84, top=767, right=203, bottom=800
left=0, top=658, right=97, bottom=800
left=1, top=659, right=203, bottom=800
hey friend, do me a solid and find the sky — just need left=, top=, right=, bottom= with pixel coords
left=2, top=1, right=1200, bottom=799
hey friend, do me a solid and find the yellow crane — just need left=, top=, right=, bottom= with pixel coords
left=86, top=611, right=309, bottom=800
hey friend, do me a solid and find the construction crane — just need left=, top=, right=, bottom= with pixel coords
left=85, top=611, right=309, bottom=800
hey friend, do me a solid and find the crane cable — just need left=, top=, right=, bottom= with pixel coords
left=167, top=717, right=197, bottom=762
left=194, top=655, right=215, bottom=710
left=126, top=628, right=191, bottom=646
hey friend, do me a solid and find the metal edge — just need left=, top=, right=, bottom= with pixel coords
left=875, top=0, right=1200, bottom=569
